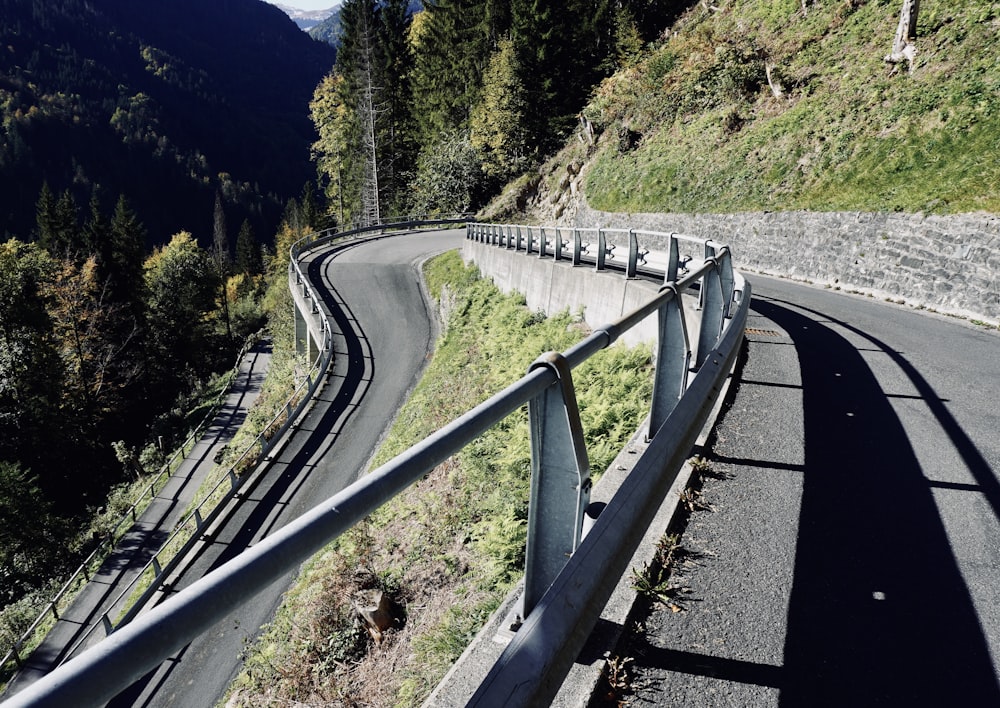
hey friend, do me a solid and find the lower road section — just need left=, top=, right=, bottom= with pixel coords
left=108, top=229, right=464, bottom=707
left=617, top=274, right=1000, bottom=705
left=2, top=339, right=271, bottom=701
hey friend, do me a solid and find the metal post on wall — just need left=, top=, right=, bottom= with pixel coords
left=648, top=287, right=691, bottom=436
left=695, top=244, right=729, bottom=367
left=627, top=229, right=639, bottom=278
left=521, top=352, right=592, bottom=622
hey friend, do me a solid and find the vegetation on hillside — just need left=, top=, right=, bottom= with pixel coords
left=0, top=193, right=283, bottom=612
left=310, top=0, right=687, bottom=221
left=573, top=0, right=1000, bottom=215
left=227, top=251, right=654, bottom=706
left=0, top=0, right=336, bottom=245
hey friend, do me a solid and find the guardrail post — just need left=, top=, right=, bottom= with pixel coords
left=553, top=228, right=564, bottom=261
left=572, top=229, right=582, bottom=265
left=152, top=557, right=162, bottom=577
left=522, top=352, right=592, bottom=622
left=596, top=229, right=607, bottom=271
left=627, top=229, right=639, bottom=278
left=716, top=246, right=735, bottom=317
left=665, top=235, right=680, bottom=283
left=526, top=227, right=535, bottom=255
left=515, top=225, right=524, bottom=251
left=695, top=244, right=726, bottom=368
left=649, top=287, right=691, bottom=436
left=102, top=613, right=113, bottom=636
left=539, top=227, right=548, bottom=258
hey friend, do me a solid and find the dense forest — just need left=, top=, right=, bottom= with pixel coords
left=0, top=0, right=337, bottom=608
left=310, top=0, right=692, bottom=223
left=0, top=0, right=336, bottom=246
left=0, top=184, right=298, bottom=605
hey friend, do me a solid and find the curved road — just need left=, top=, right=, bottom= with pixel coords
left=620, top=273, right=1000, bottom=706
left=109, top=229, right=465, bottom=707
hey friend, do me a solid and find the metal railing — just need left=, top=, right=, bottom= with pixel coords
left=3, top=220, right=748, bottom=707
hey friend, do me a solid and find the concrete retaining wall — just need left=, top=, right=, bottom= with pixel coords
left=463, top=238, right=669, bottom=347
left=560, top=206, right=1000, bottom=324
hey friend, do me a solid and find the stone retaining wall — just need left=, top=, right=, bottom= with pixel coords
left=561, top=206, right=1000, bottom=324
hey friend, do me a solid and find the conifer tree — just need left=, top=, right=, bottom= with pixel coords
left=52, top=189, right=79, bottom=257
left=236, top=219, right=263, bottom=277
left=108, top=195, right=147, bottom=316
left=410, top=0, right=490, bottom=143
left=375, top=0, right=416, bottom=216
left=82, top=187, right=110, bottom=260
left=212, top=191, right=232, bottom=340
left=34, top=182, right=59, bottom=251
left=471, top=37, right=530, bottom=185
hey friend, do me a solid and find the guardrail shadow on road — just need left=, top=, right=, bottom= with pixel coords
left=752, top=296, right=1000, bottom=705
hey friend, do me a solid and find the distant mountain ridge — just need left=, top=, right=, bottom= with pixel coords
left=0, top=0, right=336, bottom=246
left=270, top=2, right=341, bottom=31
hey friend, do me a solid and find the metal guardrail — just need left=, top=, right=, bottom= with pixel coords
left=463, top=223, right=749, bottom=705
left=2, top=219, right=747, bottom=707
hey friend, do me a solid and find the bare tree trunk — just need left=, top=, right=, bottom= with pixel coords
left=886, top=0, right=920, bottom=70
left=355, top=12, right=381, bottom=228
left=765, top=62, right=785, bottom=98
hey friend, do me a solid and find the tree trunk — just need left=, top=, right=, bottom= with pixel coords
left=886, top=0, right=920, bottom=68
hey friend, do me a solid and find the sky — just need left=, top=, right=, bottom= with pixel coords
left=273, top=0, right=337, bottom=10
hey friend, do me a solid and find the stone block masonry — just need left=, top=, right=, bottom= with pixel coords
left=563, top=206, right=1000, bottom=324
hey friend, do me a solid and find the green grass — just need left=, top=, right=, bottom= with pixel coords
left=226, top=252, right=655, bottom=706
left=580, top=0, right=1000, bottom=215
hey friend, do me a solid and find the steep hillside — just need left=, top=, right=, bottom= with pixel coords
left=0, top=0, right=336, bottom=246
left=492, top=0, right=999, bottom=221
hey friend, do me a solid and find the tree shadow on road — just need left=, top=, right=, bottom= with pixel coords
left=753, top=296, right=1000, bottom=706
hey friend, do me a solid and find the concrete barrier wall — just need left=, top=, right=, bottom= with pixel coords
left=463, top=238, right=700, bottom=348
left=560, top=206, right=1000, bottom=324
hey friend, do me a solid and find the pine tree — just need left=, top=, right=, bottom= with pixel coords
left=34, top=182, right=59, bottom=251
left=410, top=0, right=490, bottom=144
left=375, top=0, right=416, bottom=216
left=108, top=195, right=147, bottom=315
left=236, top=219, right=263, bottom=277
left=471, top=37, right=530, bottom=185
left=52, top=189, right=79, bottom=257
left=212, top=191, right=232, bottom=340
left=82, top=187, right=109, bottom=260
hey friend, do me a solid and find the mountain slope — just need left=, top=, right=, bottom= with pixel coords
left=0, top=0, right=336, bottom=246
left=495, top=0, right=999, bottom=220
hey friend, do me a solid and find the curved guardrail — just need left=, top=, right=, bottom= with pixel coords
left=3, top=219, right=748, bottom=707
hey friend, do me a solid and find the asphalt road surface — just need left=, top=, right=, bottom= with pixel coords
left=617, top=273, right=1000, bottom=706
left=108, top=229, right=465, bottom=707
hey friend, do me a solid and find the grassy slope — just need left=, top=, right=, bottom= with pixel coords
left=226, top=253, right=653, bottom=706
left=580, top=0, right=999, bottom=215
